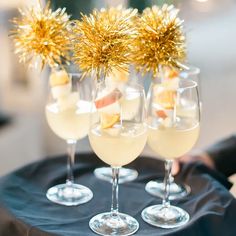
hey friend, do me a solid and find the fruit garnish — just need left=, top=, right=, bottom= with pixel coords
left=57, top=92, right=79, bottom=111
left=101, top=113, right=120, bottom=129
left=110, top=68, right=129, bottom=82
left=95, top=88, right=122, bottom=109
left=163, top=67, right=179, bottom=80
left=162, top=117, right=173, bottom=128
left=155, top=89, right=176, bottom=110
left=121, top=90, right=140, bottom=120
left=156, top=110, right=167, bottom=119
left=168, top=70, right=179, bottom=79
left=49, top=70, right=70, bottom=87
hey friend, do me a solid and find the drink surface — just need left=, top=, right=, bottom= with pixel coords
left=148, top=118, right=199, bottom=160
left=89, top=122, right=147, bottom=167
left=46, top=98, right=91, bottom=140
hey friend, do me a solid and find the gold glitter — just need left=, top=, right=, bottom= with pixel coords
left=72, top=6, right=137, bottom=79
left=132, top=4, right=186, bottom=76
left=11, top=1, right=72, bottom=69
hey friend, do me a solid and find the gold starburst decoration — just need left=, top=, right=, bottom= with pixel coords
left=11, top=1, right=72, bottom=69
left=72, top=6, right=137, bottom=79
left=132, top=4, right=186, bottom=76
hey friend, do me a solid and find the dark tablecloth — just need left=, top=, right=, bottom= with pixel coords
left=0, top=153, right=235, bottom=236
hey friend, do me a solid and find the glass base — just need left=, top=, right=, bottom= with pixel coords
left=89, top=212, right=139, bottom=236
left=94, top=167, right=138, bottom=184
left=142, top=204, right=190, bottom=229
left=145, top=180, right=191, bottom=200
left=46, top=183, right=93, bottom=206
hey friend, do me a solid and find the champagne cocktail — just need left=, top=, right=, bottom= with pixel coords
left=93, top=73, right=141, bottom=184
left=142, top=68, right=200, bottom=228
left=89, top=82, right=147, bottom=236
left=45, top=71, right=94, bottom=206
left=145, top=65, right=201, bottom=200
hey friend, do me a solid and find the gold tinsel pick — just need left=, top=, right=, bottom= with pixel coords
left=11, top=1, right=72, bottom=69
left=132, top=4, right=186, bottom=76
left=72, top=6, right=137, bottom=79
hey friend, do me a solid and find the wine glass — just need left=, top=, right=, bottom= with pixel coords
left=145, top=65, right=200, bottom=200
left=142, top=69, right=200, bottom=228
left=45, top=70, right=94, bottom=206
left=89, top=81, right=147, bottom=235
left=93, top=72, right=140, bottom=184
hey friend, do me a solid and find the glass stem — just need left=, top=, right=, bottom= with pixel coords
left=163, top=160, right=173, bottom=208
left=66, top=139, right=77, bottom=185
left=169, top=173, right=174, bottom=184
left=111, top=167, right=120, bottom=216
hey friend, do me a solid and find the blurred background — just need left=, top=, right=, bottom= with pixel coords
left=0, top=0, right=235, bottom=188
